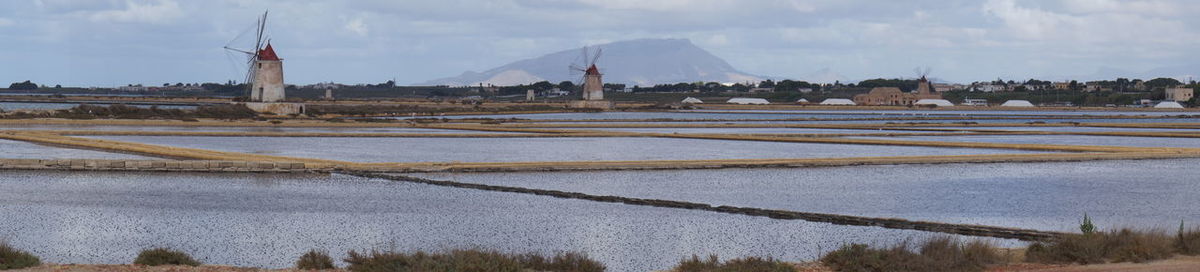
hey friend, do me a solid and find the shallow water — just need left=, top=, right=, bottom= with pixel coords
left=0, top=171, right=1008, bottom=271
left=411, top=159, right=1200, bottom=232
left=553, top=127, right=963, bottom=134
left=83, top=136, right=1049, bottom=163
left=0, top=139, right=155, bottom=160
left=0, top=102, right=196, bottom=110
left=0, top=125, right=520, bottom=134
left=909, top=126, right=1200, bottom=133
left=849, top=134, right=1200, bottom=148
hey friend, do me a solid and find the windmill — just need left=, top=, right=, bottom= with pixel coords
left=913, top=66, right=934, bottom=94
left=224, top=11, right=285, bottom=102
left=569, top=46, right=604, bottom=101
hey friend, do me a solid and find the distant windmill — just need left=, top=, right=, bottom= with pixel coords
left=913, top=66, right=934, bottom=94
left=569, top=46, right=604, bottom=101
left=224, top=11, right=285, bottom=102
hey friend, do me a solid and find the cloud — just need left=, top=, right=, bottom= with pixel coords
left=0, top=18, right=14, bottom=27
left=88, top=0, right=183, bottom=24
left=344, top=17, right=368, bottom=36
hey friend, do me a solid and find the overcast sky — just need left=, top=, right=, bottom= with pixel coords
left=1, top=0, right=1197, bottom=87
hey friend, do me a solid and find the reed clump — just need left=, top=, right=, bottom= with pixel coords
left=819, top=237, right=1005, bottom=272
left=343, top=248, right=604, bottom=272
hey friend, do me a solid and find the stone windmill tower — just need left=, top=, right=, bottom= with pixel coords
left=251, top=43, right=285, bottom=102
left=570, top=47, right=604, bottom=101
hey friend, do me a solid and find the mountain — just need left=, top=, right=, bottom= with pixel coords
left=797, top=68, right=850, bottom=84
left=418, top=38, right=762, bottom=86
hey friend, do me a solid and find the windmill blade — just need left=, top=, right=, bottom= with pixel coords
left=223, top=46, right=254, bottom=55
left=589, top=48, right=603, bottom=66
left=569, top=64, right=587, bottom=71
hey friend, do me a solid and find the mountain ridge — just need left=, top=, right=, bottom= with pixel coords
left=418, top=38, right=762, bottom=87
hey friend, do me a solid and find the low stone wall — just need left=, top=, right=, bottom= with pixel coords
left=0, top=159, right=323, bottom=173
left=242, top=102, right=304, bottom=115
left=343, top=171, right=1069, bottom=241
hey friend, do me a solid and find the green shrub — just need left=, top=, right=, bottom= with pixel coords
left=296, top=249, right=336, bottom=270
left=820, top=238, right=1004, bottom=272
left=673, top=254, right=795, bottom=272
left=133, top=248, right=200, bottom=266
left=1080, top=214, right=1097, bottom=235
left=0, top=242, right=41, bottom=270
left=344, top=248, right=602, bottom=272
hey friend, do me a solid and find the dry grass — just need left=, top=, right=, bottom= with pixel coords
left=342, top=249, right=603, bottom=272
left=819, top=237, right=1007, bottom=272
left=672, top=254, right=796, bottom=272
left=1026, top=228, right=1177, bottom=265
left=1178, top=227, right=1200, bottom=256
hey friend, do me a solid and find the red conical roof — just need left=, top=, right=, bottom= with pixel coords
left=585, top=64, right=600, bottom=75
left=257, top=43, right=280, bottom=61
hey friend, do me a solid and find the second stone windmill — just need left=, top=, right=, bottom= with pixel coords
left=567, top=46, right=614, bottom=109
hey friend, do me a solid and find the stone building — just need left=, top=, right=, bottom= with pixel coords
left=852, top=76, right=942, bottom=106
left=1166, top=87, right=1194, bottom=102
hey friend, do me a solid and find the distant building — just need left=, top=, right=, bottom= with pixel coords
left=932, top=83, right=961, bottom=93
left=1053, top=82, right=1071, bottom=90
left=1165, top=87, right=1194, bottom=102
left=853, top=76, right=942, bottom=106
left=962, top=99, right=988, bottom=106
left=748, top=87, right=773, bottom=93
left=796, top=88, right=814, bottom=93
left=308, top=82, right=343, bottom=89
left=974, top=84, right=1006, bottom=92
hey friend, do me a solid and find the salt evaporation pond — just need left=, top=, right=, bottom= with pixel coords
left=553, top=127, right=960, bottom=134
left=686, top=109, right=1200, bottom=117
left=0, top=139, right=155, bottom=160
left=0, top=124, right=522, bottom=134
left=395, top=111, right=878, bottom=120
left=0, top=102, right=196, bottom=110
left=412, top=158, right=1200, bottom=232
left=0, top=171, right=1008, bottom=271
left=907, top=126, right=1200, bottom=133
left=83, top=136, right=1050, bottom=163
left=849, top=135, right=1200, bottom=148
